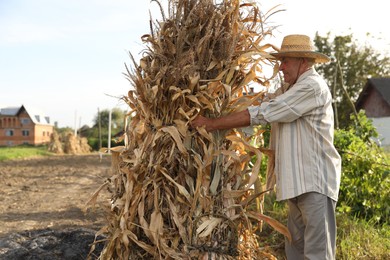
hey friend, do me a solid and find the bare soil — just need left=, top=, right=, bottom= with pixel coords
left=0, top=154, right=112, bottom=259
left=0, top=154, right=288, bottom=259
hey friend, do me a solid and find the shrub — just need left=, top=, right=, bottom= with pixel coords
left=334, top=111, right=390, bottom=223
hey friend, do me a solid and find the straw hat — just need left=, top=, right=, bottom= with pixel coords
left=271, top=34, right=330, bottom=63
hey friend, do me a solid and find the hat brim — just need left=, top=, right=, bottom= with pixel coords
left=270, top=51, right=330, bottom=63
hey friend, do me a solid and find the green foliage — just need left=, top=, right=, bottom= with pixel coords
left=58, top=108, right=128, bottom=151
left=88, top=108, right=127, bottom=150
left=0, top=145, right=52, bottom=161
left=314, top=33, right=390, bottom=128
left=55, top=126, right=74, bottom=135
left=334, top=111, right=390, bottom=222
left=87, top=136, right=124, bottom=151
left=92, top=108, right=127, bottom=130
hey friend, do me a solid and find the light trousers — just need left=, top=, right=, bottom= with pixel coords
left=285, top=192, right=337, bottom=260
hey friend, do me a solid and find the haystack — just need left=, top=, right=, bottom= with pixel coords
left=48, top=130, right=63, bottom=154
left=61, top=133, right=92, bottom=155
left=88, top=0, right=289, bottom=259
left=79, top=136, right=92, bottom=154
left=48, top=130, right=91, bottom=155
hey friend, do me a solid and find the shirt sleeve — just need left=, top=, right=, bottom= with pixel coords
left=260, top=82, right=320, bottom=123
left=248, top=106, right=268, bottom=126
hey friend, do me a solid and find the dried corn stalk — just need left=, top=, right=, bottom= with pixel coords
left=89, top=0, right=289, bottom=259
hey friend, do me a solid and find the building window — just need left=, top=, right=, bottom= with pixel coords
left=21, top=118, right=30, bottom=125
left=22, top=130, right=30, bottom=136
left=6, top=129, right=14, bottom=136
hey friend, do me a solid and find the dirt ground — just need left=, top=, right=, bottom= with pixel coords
left=0, top=154, right=112, bottom=237
left=0, top=153, right=286, bottom=259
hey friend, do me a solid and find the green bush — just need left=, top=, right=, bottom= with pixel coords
left=334, top=111, right=390, bottom=223
left=87, top=137, right=124, bottom=151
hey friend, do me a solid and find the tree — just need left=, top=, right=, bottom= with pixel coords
left=92, top=108, right=126, bottom=131
left=314, top=33, right=390, bottom=128
left=84, top=108, right=127, bottom=150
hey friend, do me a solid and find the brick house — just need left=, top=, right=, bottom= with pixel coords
left=355, top=77, right=390, bottom=146
left=0, top=105, right=54, bottom=146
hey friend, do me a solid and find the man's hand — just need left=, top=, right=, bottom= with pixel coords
left=190, top=109, right=251, bottom=132
left=190, top=115, right=215, bottom=132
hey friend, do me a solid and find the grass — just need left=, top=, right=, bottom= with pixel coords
left=337, top=214, right=390, bottom=260
left=0, top=145, right=53, bottom=161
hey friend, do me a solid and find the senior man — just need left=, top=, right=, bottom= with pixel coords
left=191, top=34, right=341, bottom=260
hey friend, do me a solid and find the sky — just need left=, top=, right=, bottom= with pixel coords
left=1, top=0, right=389, bottom=129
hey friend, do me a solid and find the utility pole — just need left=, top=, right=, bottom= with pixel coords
left=98, top=108, right=102, bottom=150
left=78, top=116, right=82, bottom=137
left=74, top=110, right=77, bottom=136
left=108, top=109, right=112, bottom=153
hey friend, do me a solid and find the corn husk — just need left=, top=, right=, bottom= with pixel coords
left=88, top=1, right=289, bottom=259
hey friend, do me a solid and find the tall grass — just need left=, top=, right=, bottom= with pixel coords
left=0, top=145, right=52, bottom=161
left=336, top=214, right=390, bottom=260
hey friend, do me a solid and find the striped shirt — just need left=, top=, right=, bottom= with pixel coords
left=248, top=68, right=341, bottom=201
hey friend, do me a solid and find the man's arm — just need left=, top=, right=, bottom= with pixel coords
left=191, top=109, right=250, bottom=132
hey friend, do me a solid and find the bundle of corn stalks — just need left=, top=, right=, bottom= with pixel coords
left=88, top=0, right=289, bottom=259
left=63, top=132, right=92, bottom=154
left=48, top=130, right=92, bottom=154
left=48, top=130, right=63, bottom=154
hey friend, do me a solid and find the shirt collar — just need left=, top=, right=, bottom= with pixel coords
left=295, top=67, right=316, bottom=85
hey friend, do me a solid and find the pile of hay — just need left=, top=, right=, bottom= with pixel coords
left=48, top=131, right=91, bottom=155
left=63, top=133, right=91, bottom=154
left=88, top=0, right=289, bottom=259
left=48, top=130, right=63, bottom=154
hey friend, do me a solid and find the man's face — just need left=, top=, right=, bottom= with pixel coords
left=279, top=57, right=303, bottom=85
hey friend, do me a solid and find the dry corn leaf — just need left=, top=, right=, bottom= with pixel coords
left=247, top=211, right=292, bottom=242
left=150, top=210, right=163, bottom=244
left=160, top=125, right=189, bottom=157
left=196, top=217, right=223, bottom=238
left=158, top=165, right=191, bottom=202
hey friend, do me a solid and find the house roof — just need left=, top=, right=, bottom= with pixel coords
left=356, top=77, right=390, bottom=109
left=0, top=107, right=20, bottom=116
left=0, top=105, right=52, bottom=125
